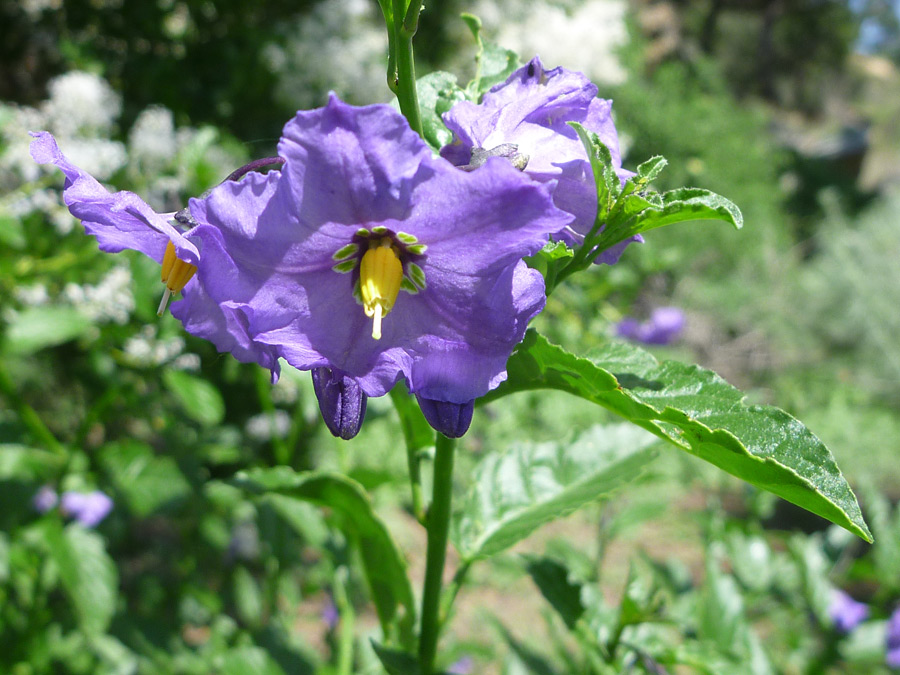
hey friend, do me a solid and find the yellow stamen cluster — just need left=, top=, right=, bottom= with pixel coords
left=157, top=240, right=198, bottom=316
left=359, top=238, right=403, bottom=340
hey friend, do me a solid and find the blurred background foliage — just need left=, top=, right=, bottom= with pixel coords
left=1, top=0, right=900, bottom=672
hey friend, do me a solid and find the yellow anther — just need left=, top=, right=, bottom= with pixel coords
left=157, top=240, right=198, bottom=316
left=359, top=238, right=403, bottom=340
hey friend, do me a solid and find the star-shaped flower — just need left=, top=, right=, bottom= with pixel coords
left=441, top=56, right=640, bottom=264
left=187, top=95, right=569, bottom=437
left=30, top=131, right=281, bottom=376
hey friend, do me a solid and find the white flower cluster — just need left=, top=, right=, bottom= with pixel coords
left=472, top=0, right=628, bottom=86
left=129, top=106, right=177, bottom=172
left=62, top=266, right=135, bottom=325
left=123, top=324, right=187, bottom=366
left=264, top=0, right=388, bottom=109
left=245, top=410, right=292, bottom=442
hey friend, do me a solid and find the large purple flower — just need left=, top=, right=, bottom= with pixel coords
left=30, top=131, right=281, bottom=376
left=441, top=56, right=639, bottom=264
left=187, top=95, right=568, bottom=437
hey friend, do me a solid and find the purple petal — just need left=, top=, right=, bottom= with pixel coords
left=441, top=57, right=635, bottom=265
left=829, top=589, right=869, bottom=634
left=416, top=396, right=474, bottom=438
left=60, top=490, right=113, bottom=528
left=32, top=485, right=58, bottom=513
left=312, top=367, right=368, bottom=440
left=29, top=131, right=199, bottom=265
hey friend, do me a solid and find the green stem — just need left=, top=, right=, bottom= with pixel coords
left=418, top=432, right=456, bottom=674
left=333, top=567, right=356, bottom=675
left=390, top=0, right=423, bottom=138
left=439, top=560, right=471, bottom=624
left=0, top=361, right=66, bottom=457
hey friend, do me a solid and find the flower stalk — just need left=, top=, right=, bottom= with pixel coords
left=389, top=0, right=424, bottom=138
left=418, top=432, right=456, bottom=674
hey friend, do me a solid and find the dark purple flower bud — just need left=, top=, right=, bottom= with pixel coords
left=616, top=307, right=685, bottom=346
left=60, top=490, right=113, bottom=528
left=416, top=396, right=474, bottom=438
left=829, top=589, right=869, bottom=634
left=446, top=656, right=474, bottom=674
left=32, top=485, right=58, bottom=513
left=312, top=367, right=368, bottom=440
left=887, top=607, right=900, bottom=668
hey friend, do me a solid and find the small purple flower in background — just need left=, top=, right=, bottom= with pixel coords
left=187, top=95, right=569, bottom=438
left=322, top=596, right=339, bottom=630
left=441, top=56, right=640, bottom=265
left=446, top=655, right=474, bottom=674
left=32, top=485, right=58, bottom=513
left=60, top=490, right=113, bottom=528
left=829, top=589, right=869, bottom=634
left=887, top=607, right=900, bottom=669
left=616, top=307, right=685, bottom=346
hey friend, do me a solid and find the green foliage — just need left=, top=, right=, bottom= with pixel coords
left=485, top=330, right=871, bottom=542
left=233, top=467, right=416, bottom=649
left=453, top=424, right=659, bottom=560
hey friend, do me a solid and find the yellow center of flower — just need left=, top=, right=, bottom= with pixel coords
left=359, top=237, right=403, bottom=340
left=157, top=240, right=198, bottom=316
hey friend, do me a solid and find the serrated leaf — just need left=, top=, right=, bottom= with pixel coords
left=483, top=331, right=872, bottom=542
left=453, top=424, right=658, bottom=560
left=162, top=369, right=225, bottom=427
left=232, top=468, right=415, bottom=648
left=98, top=440, right=191, bottom=517
left=370, top=641, right=421, bottom=675
left=44, top=520, right=118, bottom=636
left=461, top=14, right=520, bottom=98
left=3, top=306, right=92, bottom=355
left=569, top=122, right=620, bottom=218
left=632, top=187, right=743, bottom=233
left=523, top=555, right=585, bottom=629
left=416, top=71, right=467, bottom=151
left=636, top=155, right=667, bottom=183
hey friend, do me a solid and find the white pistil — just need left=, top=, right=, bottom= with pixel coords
left=372, top=303, right=383, bottom=340
left=157, top=288, right=173, bottom=317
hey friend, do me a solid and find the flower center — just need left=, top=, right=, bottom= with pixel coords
left=157, top=240, right=197, bottom=316
left=359, top=238, right=403, bottom=340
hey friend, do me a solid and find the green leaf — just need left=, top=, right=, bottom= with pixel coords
left=370, top=641, right=421, bottom=675
left=483, top=331, right=872, bottom=542
left=523, top=555, right=585, bottom=630
left=219, top=646, right=286, bottom=675
left=569, top=122, right=620, bottom=218
left=0, top=444, right=64, bottom=481
left=453, top=424, right=659, bottom=560
left=44, top=520, right=118, bottom=636
left=3, top=306, right=92, bottom=355
left=390, top=386, right=434, bottom=456
left=628, top=187, right=743, bottom=234
left=461, top=14, right=520, bottom=99
left=162, top=369, right=225, bottom=427
left=416, top=71, right=467, bottom=151
left=98, top=440, right=191, bottom=517
left=0, top=213, right=27, bottom=249
left=635, top=155, right=668, bottom=184
left=233, top=468, right=416, bottom=648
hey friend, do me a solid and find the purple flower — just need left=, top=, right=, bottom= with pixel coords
left=60, top=490, right=113, bottom=528
left=322, top=596, right=339, bottom=630
left=616, top=307, right=685, bottom=346
left=446, top=656, right=474, bottom=674
left=30, top=131, right=281, bottom=377
left=441, top=56, right=640, bottom=265
left=32, top=485, right=58, bottom=513
left=887, top=607, right=900, bottom=669
left=829, top=589, right=869, bottom=634
left=186, top=95, right=568, bottom=437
